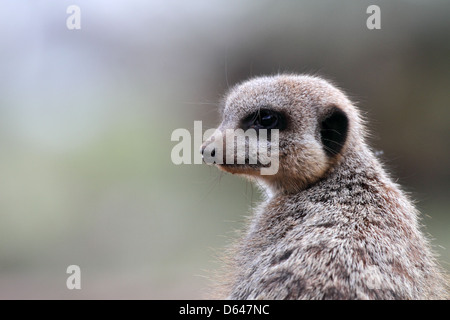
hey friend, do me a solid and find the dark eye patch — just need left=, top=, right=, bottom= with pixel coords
left=241, top=108, right=287, bottom=132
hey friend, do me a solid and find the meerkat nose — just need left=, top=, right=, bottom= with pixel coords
left=200, top=144, right=216, bottom=160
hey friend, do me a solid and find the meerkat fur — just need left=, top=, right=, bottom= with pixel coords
left=201, top=74, right=449, bottom=300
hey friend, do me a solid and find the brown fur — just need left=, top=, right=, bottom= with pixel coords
left=202, top=74, right=449, bottom=299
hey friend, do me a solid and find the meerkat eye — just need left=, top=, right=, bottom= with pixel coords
left=259, top=111, right=278, bottom=128
left=241, top=108, right=287, bottom=131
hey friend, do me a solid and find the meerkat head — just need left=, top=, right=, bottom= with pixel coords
left=201, top=74, right=364, bottom=195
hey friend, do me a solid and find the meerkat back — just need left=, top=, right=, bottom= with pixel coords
left=201, top=74, right=449, bottom=300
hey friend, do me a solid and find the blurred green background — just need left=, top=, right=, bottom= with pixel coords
left=0, top=0, right=448, bottom=299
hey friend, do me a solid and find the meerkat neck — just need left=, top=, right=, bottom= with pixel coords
left=259, top=143, right=379, bottom=199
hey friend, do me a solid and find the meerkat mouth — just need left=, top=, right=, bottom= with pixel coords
left=216, top=163, right=270, bottom=175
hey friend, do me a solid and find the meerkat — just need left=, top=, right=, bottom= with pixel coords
left=200, top=74, right=449, bottom=300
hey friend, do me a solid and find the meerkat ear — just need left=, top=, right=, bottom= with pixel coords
left=320, top=106, right=349, bottom=156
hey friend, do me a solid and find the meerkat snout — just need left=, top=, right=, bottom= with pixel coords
left=204, top=74, right=449, bottom=300
left=200, top=144, right=215, bottom=160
